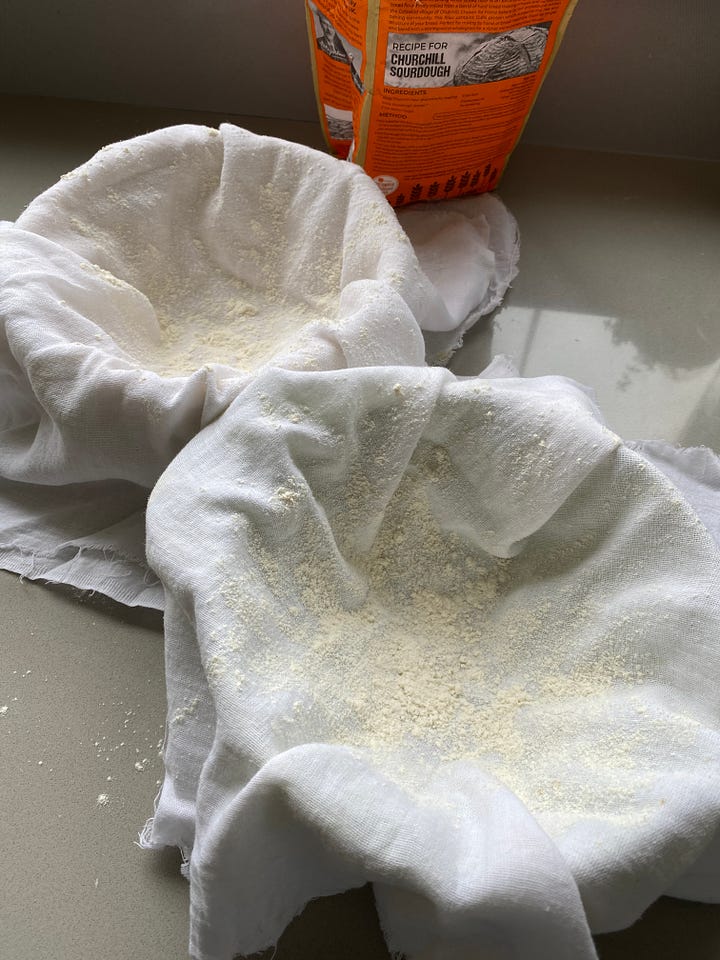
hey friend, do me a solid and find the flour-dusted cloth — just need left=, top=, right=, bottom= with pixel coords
left=141, top=364, right=720, bottom=960
left=623, top=439, right=720, bottom=903
left=627, top=440, right=720, bottom=551
left=0, top=123, right=516, bottom=606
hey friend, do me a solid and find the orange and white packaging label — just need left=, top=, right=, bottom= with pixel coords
left=306, top=0, right=579, bottom=206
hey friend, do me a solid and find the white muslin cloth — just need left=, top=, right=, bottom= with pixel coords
left=398, top=195, right=519, bottom=362
left=0, top=123, right=516, bottom=607
left=6, top=120, right=718, bottom=960
left=140, top=364, right=720, bottom=960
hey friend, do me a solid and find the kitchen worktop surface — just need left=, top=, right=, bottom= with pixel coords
left=1, top=94, right=719, bottom=960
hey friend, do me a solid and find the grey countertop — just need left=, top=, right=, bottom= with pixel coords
left=1, top=94, right=719, bottom=960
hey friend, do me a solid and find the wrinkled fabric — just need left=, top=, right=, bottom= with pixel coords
left=627, top=440, right=720, bottom=550
left=398, top=194, right=519, bottom=362
left=0, top=123, right=516, bottom=606
left=140, top=365, right=720, bottom=960
left=4, top=120, right=720, bottom=960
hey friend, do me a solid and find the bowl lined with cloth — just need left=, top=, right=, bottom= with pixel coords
left=141, top=362, right=720, bottom=960
left=1, top=124, right=518, bottom=605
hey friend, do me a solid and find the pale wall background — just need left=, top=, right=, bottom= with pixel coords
left=1, top=0, right=718, bottom=159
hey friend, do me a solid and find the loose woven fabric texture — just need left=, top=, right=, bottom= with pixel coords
left=140, top=365, right=720, bottom=960
left=1, top=124, right=718, bottom=960
left=0, top=123, right=517, bottom=609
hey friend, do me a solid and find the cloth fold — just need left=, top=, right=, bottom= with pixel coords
left=398, top=193, right=519, bottom=361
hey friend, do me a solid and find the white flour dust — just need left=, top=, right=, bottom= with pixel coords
left=199, top=399, right=706, bottom=834
left=72, top=150, right=350, bottom=377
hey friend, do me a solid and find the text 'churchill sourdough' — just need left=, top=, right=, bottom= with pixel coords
left=305, top=0, right=579, bottom=206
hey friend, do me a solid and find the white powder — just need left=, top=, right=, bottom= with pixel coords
left=202, top=400, right=707, bottom=835
left=68, top=147, right=347, bottom=378
left=79, top=259, right=131, bottom=290
left=171, top=696, right=200, bottom=726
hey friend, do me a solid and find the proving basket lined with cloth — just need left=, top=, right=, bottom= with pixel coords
left=0, top=123, right=517, bottom=607
left=140, top=363, right=720, bottom=960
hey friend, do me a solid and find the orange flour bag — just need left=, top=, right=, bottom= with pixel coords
left=305, top=0, right=579, bottom=206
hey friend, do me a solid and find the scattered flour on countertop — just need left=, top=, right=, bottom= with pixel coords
left=91, top=699, right=164, bottom=776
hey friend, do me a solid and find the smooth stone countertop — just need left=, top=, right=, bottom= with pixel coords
left=1, top=94, right=719, bottom=960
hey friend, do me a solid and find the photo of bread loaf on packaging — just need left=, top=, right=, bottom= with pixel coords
left=305, top=0, right=580, bottom=206
left=453, top=24, right=550, bottom=85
